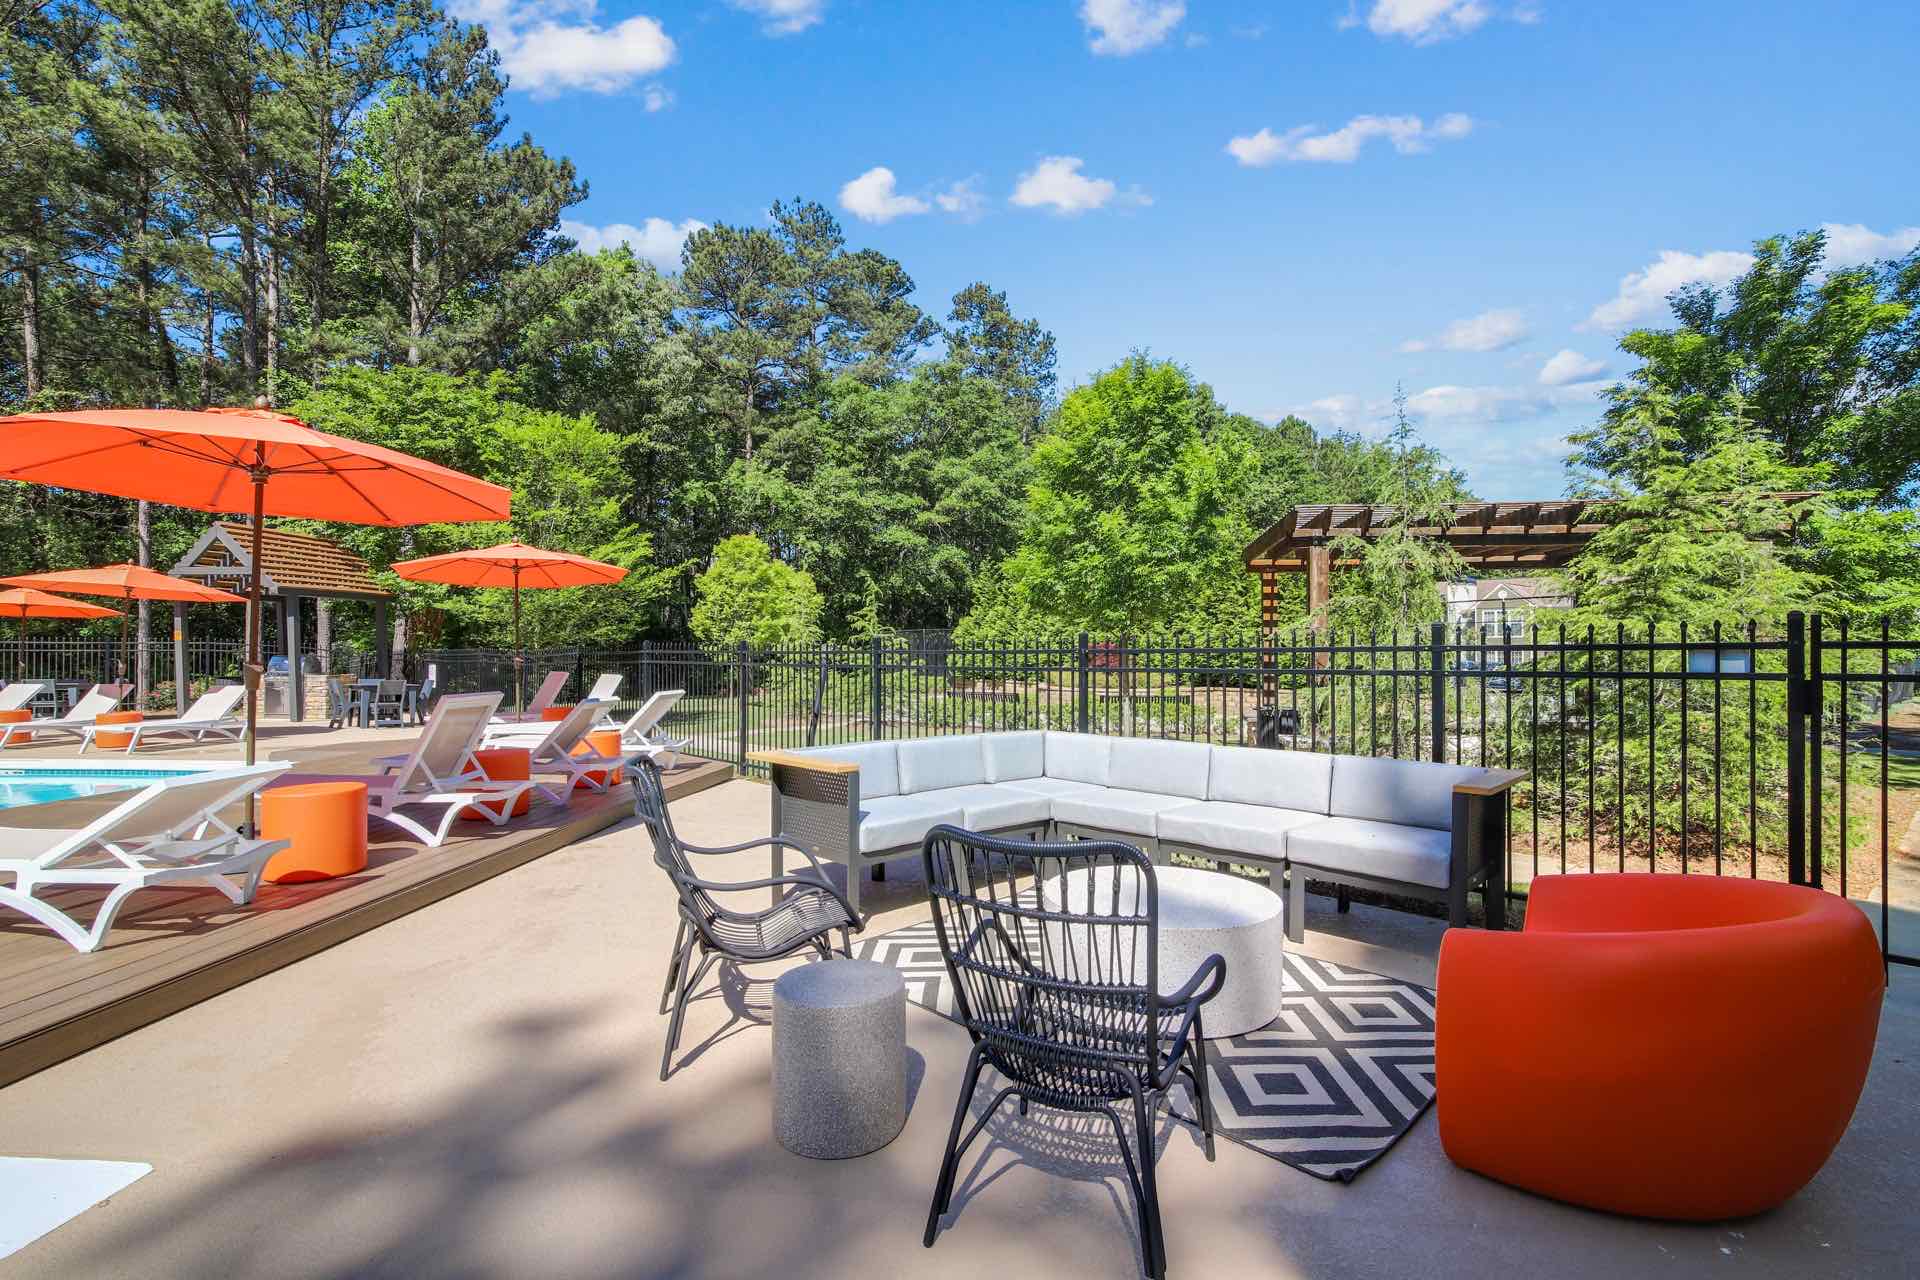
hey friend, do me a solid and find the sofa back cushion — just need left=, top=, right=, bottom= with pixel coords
left=1107, top=737, right=1212, bottom=800
left=981, top=731, right=1046, bottom=782
left=1329, top=755, right=1483, bottom=831
left=806, top=741, right=900, bottom=799
left=1208, top=745, right=1333, bottom=813
left=1043, top=731, right=1111, bottom=786
left=896, top=735, right=988, bottom=793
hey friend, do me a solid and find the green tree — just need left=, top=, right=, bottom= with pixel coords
left=690, top=534, right=823, bottom=651
left=943, top=282, right=1056, bottom=444
left=963, top=355, right=1259, bottom=637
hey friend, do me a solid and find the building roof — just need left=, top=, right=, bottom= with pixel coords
left=168, top=521, right=393, bottom=599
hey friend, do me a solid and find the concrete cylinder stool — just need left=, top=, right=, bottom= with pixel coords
left=772, top=959, right=907, bottom=1159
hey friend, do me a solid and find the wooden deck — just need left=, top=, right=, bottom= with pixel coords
left=0, top=750, right=732, bottom=1088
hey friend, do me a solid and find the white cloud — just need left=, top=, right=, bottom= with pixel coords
left=1227, top=112, right=1472, bottom=166
left=1538, top=348, right=1607, bottom=386
left=642, top=83, right=673, bottom=111
left=1401, top=307, right=1529, bottom=353
left=1081, top=0, right=1186, bottom=54
left=1407, top=383, right=1553, bottom=422
left=1820, top=221, right=1920, bottom=267
left=453, top=1, right=675, bottom=96
left=728, top=0, right=825, bottom=36
left=562, top=217, right=707, bottom=270
left=1296, top=394, right=1375, bottom=434
left=839, top=167, right=930, bottom=224
left=1358, top=0, right=1492, bottom=43
left=1010, top=156, right=1145, bottom=215
left=934, top=177, right=987, bottom=221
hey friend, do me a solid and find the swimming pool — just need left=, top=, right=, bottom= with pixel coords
left=0, top=764, right=215, bottom=811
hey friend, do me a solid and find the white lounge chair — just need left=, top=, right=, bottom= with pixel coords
left=489, top=669, right=569, bottom=725
left=309, top=691, right=540, bottom=847
left=607, top=689, right=688, bottom=767
left=0, top=681, right=46, bottom=714
left=481, top=699, right=652, bottom=802
left=83, top=684, right=247, bottom=753
left=0, top=687, right=129, bottom=748
left=585, top=672, right=622, bottom=705
left=0, top=762, right=291, bottom=953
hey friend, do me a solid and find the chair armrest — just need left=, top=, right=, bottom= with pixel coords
left=747, top=749, right=857, bottom=774
left=1452, top=768, right=1526, bottom=797
left=1157, top=953, right=1227, bottom=1053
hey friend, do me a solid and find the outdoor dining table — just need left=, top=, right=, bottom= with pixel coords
left=350, top=678, right=422, bottom=728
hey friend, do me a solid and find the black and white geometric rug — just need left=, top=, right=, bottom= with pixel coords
left=855, top=919, right=1436, bottom=1182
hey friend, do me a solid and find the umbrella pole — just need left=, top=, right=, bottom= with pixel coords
left=245, top=461, right=266, bottom=770
left=15, top=617, right=23, bottom=681
left=118, top=591, right=131, bottom=691
left=512, top=566, right=524, bottom=719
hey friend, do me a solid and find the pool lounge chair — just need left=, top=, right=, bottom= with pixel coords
left=315, top=691, right=540, bottom=847
left=607, top=689, right=689, bottom=767
left=0, top=681, right=46, bottom=714
left=0, top=762, right=291, bottom=953
left=82, top=684, right=246, bottom=753
left=0, top=687, right=129, bottom=748
left=585, top=672, right=622, bottom=706
left=489, top=670, right=569, bottom=725
left=481, top=699, right=652, bottom=803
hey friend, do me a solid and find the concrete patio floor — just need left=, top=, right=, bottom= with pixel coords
left=0, top=776, right=1915, bottom=1278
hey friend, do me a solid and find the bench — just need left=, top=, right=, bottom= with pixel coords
left=750, top=732, right=1523, bottom=938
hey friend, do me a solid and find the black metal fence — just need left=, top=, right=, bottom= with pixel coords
left=7, top=637, right=247, bottom=711
left=403, top=614, right=1915, bottom=962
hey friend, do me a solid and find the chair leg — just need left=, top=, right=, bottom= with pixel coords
left=1132, top=1086, right=1167, bottom=1280
left=1336, top=884, right=1350, bottom=914
left=1285, top=869, right=1306, bottom=944
left=1186, top=1013, right=1217, bottom=1161
left=658, top=919, right=689, bottom=1016
left=660, top=946, right=711, bottom=1082
left=924, top=1044, right=987, bottom=1247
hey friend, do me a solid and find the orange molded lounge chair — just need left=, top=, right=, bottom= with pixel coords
left=1436, top=874, right=1882, bottom=1220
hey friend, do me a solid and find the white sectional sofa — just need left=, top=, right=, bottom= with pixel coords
left=749, top=732, right=1522, bottom=938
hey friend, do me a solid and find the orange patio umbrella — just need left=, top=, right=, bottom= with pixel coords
left=0, top=564, right=246, bottom=686
left=0, top=404, right=512, bottom=766
left=390, top=542, right=627, bottom=716
left=0, top=588, right=121, bottom=682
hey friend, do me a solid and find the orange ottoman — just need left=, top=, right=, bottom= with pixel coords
left=262, top=781, right=369, bottom=884
left=541, top=703, right=576, bottom=722
left=1436, top=874, right=1884, bottom=1219
left=465, top=746, right=531, bottom=820
left=92, top=710, right=143, bottom=749
left=570, top=729, right=624, bottom=791
left=0, top=708, right=30, bottom=744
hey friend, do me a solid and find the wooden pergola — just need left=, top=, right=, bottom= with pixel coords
left=169, top=521, right=393, bottom=720
left=1243, top=500, right=1613, bottom=630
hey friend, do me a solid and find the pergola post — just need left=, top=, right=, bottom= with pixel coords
left=171, top=601, right=188, bottom=718
left=1307, top=545, right=1332, bottom=673
left=374, top=599, right=391, bottom=677
left=284, top=591, right=303, bottom=723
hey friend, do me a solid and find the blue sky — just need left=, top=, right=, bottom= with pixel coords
left=454, top=0, right=1920, bottom=498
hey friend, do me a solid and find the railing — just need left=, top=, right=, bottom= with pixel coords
left=383, top=616, right=1920, bottom=963
left=5, top=637, right=246, bottom=711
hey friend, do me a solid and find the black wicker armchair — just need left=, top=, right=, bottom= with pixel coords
left=631, top=759, right=862, bottom=1081
left=920, top=826, right=1225, bottom=1280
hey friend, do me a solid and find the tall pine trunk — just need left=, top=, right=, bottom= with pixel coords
left=20, top=252, right=42, bottom=399
left=406, top=222, right=424, bottom=365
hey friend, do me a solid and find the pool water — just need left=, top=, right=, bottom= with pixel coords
left=0, top=769, right=209, bottom=811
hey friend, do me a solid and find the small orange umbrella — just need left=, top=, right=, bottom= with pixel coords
left=1, top=564, right=246, bottom=685
left=0, top=588, right=121, bottom=682
left=0, top=405, right=512, bottom=766
left=391, top=542, right=627, bottom=716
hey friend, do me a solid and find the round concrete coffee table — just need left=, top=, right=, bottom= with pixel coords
left=771, top=958, right=907, bottom=1159
left=1042, top=865, right=1285, bottom=1038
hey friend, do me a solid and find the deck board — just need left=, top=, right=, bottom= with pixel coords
left=0, top=751, right=731, bottom=1087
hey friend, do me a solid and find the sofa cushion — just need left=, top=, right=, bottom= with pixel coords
left=1043, top=732, right=1111, bottom=786
left=1287, top=816, right=1453, bottom=889
left=896, top=735, right=987, bottom=793
left=924, top=784, right=1052, bottom=832
left=1107, top=738, right=1211, bottom=801
left=1329, top=755, right=1483, bottom=831
left=981, top=731, right=1046, bottom=782
left=805, top=741, right=899, bottom=799
left=1052, top=788, right=1194, bottom=838
left=856, top=793, right=966, bottom=854
left=1208, top=745, right=1333, bottom=813
left=1157, top=800, right=1323, bottom=862
left=996, top=777, right=1106, bottom=800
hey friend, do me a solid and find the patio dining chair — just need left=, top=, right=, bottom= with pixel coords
left=919, top=827, right=1225, bottom=1280
left=370, top=678, right=408, bottom=727
left=631, top=757, right=861, bottom=1081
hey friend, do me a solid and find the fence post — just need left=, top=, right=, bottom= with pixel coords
left=1076, top=632, right=1091, bottom=734
left=736, top=640, right=751, bottom=767
left=641, top=639, right=652, bottom=694
left=1807, top=612, right=1824, bottom=892
left=1785, top=610, right=1807, bottom=886
left=1429, top=622, right=1446, bottom=764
